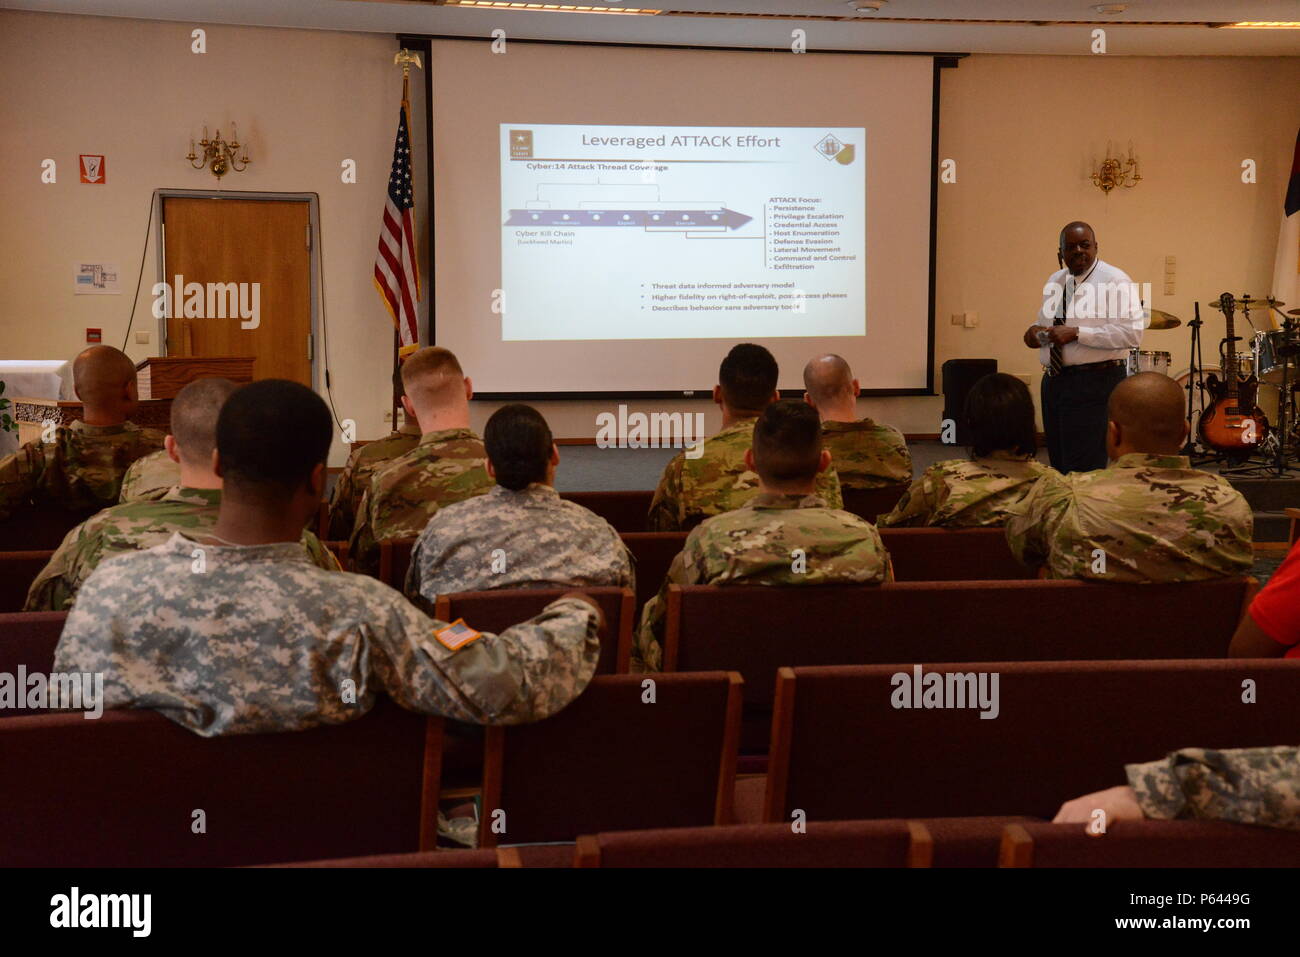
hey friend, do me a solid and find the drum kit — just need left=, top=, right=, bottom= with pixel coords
left=1156, top=293, right=1300, bottom=473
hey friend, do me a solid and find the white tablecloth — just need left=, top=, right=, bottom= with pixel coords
left=0, top=360, right=74, bottom=456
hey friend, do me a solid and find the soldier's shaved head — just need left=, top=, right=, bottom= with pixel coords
left=169, top=378, right=238, bottom=468
left=72, top=345, right=138, bottom=420
left=1107, top=373, right=1188, bottom=455
left=402, top=347, right=465, bottom=406
left=802, top=354, right=856, bottom=407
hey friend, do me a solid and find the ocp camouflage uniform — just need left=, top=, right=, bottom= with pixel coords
left=0, top=421, right=165, bottom=520
left=878, top=452, right=1050, bottom=528
left=348, top=427, right=494, bottom=575
left=822, top=418, right=912, bottom=490
left=24, top=486, right=342, bottom=611
left=54, top=531, right=601, bottom=736
left=1128, top=745, right=1300, bottom=830
left=646, top=418, right=844, bottom=532
left=407, top=483, right=634, bottom=603
left=325, top=422, right=421, bottom=540
left=118, top=449, right=181, bottom=503
left=1004, top=453, right=1253, bottom=582
left=635, top=492, right=891, bottom=671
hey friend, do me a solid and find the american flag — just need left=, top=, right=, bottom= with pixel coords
left=374, top=103, right=420, bottom=356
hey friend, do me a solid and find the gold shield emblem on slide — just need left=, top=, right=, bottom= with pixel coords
left=835, top=144, right=855, bottom=165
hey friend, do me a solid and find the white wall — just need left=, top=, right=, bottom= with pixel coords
left=0, top=11, right=401, bottom=463
left=3, top=10, right=1297, bottom=454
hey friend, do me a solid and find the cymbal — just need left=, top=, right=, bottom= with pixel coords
left=1289, top=309, right=1300, bottom=318
left=1148, top=309, right=1181, bottom=330
left=1209, top=297, right=1286, bottom=311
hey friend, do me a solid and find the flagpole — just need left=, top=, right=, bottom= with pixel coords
left=391, top=48, right=422, bottom=430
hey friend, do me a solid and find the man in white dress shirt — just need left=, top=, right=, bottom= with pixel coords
left=1022, top=221, right=1145, bottom=473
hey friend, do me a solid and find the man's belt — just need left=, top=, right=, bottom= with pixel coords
left=1047, top=358, right=1127, bottom=376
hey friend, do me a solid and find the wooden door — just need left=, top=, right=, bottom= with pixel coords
left=162, top=197, right=312, bottom=385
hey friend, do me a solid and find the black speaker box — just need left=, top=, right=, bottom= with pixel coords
left=941, top=359, right=998, bottom=445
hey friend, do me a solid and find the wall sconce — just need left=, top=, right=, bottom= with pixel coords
left=187, top=123, right=250, bottom=179
left=1091, top=141, right=1141, bottom=194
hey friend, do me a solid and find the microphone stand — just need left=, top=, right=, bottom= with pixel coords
left=1183, top=302, right=1210, bottom=462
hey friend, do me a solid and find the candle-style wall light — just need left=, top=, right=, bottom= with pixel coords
left=1091, top=140, right=1141, bottom=194
left=187, top=123, right=250, bottom=179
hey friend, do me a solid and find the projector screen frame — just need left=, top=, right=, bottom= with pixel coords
left=399, top=33, right=964, bottom=400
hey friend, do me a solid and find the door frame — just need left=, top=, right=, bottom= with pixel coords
left=154, top=189, right=324, bottom=394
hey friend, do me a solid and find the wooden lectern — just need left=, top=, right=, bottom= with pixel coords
left=135, top=356, right=255, bottom=400
left=14, top=356, right=255, bottom=444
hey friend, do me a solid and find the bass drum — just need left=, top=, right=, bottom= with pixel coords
left=1175, top=367, right=1279, bottom=445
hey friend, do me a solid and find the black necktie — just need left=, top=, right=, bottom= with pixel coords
left=1049, top=277, right=1070, bottom=376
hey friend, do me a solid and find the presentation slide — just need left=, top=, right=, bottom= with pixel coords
left=429, top=41, right=935, bottom=395
left=500, top=124, right=865, bottom=342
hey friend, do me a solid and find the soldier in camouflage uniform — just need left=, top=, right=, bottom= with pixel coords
left=803, top=354, right=912, bottom=489
left=27, top=486, right=340, bottom=610
left=324, top=366, right=422, bottom=540
left=326, top=421, right=420, bottom=540
left=408, top=404, right=633, bottom=603
left=349, top=348, right=493, bottom=575
left=118, top=448, right=181, bottom=503
left=29, top=378, right=338, bottom=610
left=1005, top=373, right=1252, bottom=581
left=1055, top=746, right=1300, bottom=830
left=0, top=346, right=164, bottom=519
left=879, top=372, right=1050, bottom=527
left=636, top=401, right=891, bottom=671
left=54, top=379, right=602, bottom=737
left=648, top=344, right=842, bottom=532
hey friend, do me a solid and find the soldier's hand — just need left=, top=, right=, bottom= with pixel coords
left=560, top=591, right=605, bottom=631
left=1023, top=324, right=1044, bottom=348
left=1052, top=785, right=1144, bottom=825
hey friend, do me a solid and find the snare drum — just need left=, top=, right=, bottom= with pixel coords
left=1126, top=350, right=1172, bottom=377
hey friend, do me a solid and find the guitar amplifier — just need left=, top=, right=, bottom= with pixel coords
left=941, top=359, right=997, bottom=445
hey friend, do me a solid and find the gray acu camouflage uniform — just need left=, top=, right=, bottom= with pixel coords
left=407, top=483, right=634, bottom=603
left=1004, top=452, right=1253, bottom=581
left=1128, top=745, right=1300, bottom=830
left=54, top=531, right=601, bottom=736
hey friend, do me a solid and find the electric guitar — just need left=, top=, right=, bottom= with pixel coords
left=1200, top=292, right=1269, bottom=453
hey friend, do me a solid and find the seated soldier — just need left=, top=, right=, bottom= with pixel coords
left=349, top=347, right=493, bottom=575
left=879, top=373, right=1050, bottom=528
left=26, top=378, right=339, bottom=611
left=647, top=343, right=843, bottom=531
left=1004, top=372, right=1252, bottom=582
left=408, top=403, right=633, bottom=605
left=54, top=379, right=602, bottom=737
left=118, top=447, right=180, bottom=503
left=802, top=353, right=911, bottom=489
left=1054, top=746, right=1299, bottom=831
left=324, top=365, right=422, bottom=540
left=0, top=345, right=164, bottom=519
left=636, top=400, right=891, bottom=671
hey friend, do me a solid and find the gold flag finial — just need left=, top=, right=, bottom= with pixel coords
left=394, top=49, right=423, bottom=77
